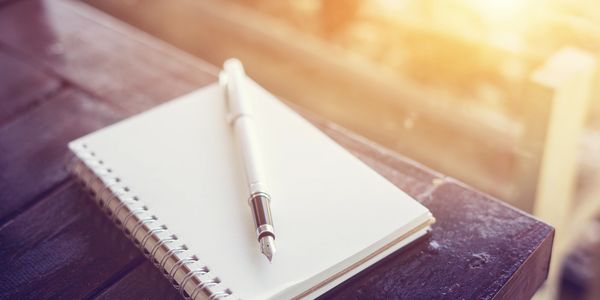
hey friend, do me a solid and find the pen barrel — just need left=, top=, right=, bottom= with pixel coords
left=222, top=58, right=276, bottom=240
left=223, top=59, right=268, bottom=195
left=249, top=193, right=275, bottom=240
left=233, top=117, right=269, bottom=196
left=232, top=108, right=275, bottom=239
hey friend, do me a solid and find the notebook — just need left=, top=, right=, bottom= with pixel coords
left=68, top=79, right=434, bottom=299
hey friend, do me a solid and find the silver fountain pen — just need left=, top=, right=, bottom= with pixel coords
left=221, top=58, right=276, bottom=262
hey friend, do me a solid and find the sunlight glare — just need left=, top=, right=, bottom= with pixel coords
left=467, top=0, right=528, bottom=20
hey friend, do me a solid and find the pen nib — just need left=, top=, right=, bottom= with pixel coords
left=259, top=235, right=276, bottom=262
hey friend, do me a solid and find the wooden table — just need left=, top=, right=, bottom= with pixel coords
left=0, top=1, right=554, bottom=299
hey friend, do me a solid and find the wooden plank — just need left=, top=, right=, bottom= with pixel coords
left=0, top=48, right=60, bottom=124
left=0, top=88, right=121, bottom=222
left=525, top=48, right=598, bottom=299
left=96, top=261, right=181, bottom=300
left=531, top=48, right=596, bottom=228
left=322, top=181, right=553, bottom=300
left=0, top=0, right=216, bottom=114
left=495, top=230, right=554, bottom=299
left=0, top=182, right=141, bottom=299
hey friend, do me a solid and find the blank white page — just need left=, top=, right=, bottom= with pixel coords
left=70, top=81, right=431, bottom=299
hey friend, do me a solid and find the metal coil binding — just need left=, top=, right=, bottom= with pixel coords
left=168, top=256, right=199, bottom=284
left=131, top=215, right=157, bottom=242
left=150, top=235, right=177, bottom=261
left=70, top=143, right=233, bottom=299
left=159, top=245, right=188, bottom=273
left=141, top=226, right=168, bottom=254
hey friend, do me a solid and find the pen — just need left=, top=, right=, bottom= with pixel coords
left=221, top=58, right=276, bottom=262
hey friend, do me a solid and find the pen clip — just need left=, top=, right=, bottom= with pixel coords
left=219, top=71, right=235, bottom=124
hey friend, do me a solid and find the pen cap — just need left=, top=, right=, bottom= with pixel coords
left=223, top=58, right=253, bottom=119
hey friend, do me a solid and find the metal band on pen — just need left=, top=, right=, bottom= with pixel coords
left=248, top=192, right=275, bottom=240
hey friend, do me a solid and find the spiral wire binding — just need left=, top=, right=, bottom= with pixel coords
left=70, top=143, right=233, bottom=300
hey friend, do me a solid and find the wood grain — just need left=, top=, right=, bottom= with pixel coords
left=96, top=261, right=181, bottom=300
left=0, top=88, right=121, bottom=222
left=0, top=0, right=216, bottom=114
left=0, top=182, right=141, bottom=299
left=0, top=48, right=60, bottom=124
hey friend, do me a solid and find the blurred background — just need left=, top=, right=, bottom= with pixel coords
left=83, top=0, right=600, bottom=298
